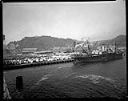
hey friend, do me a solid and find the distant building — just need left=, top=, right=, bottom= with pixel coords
left=22, top=48, right=37, bottom=54
left=52, top=46, right=71, bottom=53
left=118, top=47, right=126, bottom=52
left=34, top=50, right=53, bottom=55
left=52, top=47, right=61, bottom=52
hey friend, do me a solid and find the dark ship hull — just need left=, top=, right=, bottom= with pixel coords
left=73, top=52, right=123, bottom=64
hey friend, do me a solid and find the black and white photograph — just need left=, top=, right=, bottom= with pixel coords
left=3, top=0, right=126, bottom=99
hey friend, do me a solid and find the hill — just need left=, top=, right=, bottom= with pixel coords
left=96, top=35, right=126, bottom=47
left=7, top=35, right=126, bottom=51
left=8, top=36, right=76, bottom=51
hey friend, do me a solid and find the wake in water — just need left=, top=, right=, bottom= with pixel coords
left=58, top=67, right=63, bottom=69
left=28, top=73, right=126, bottom=99
left=35, top=74, right=52, bottom=85
left=72, top=74, right=126, bottom=98
left=74, top=74, right=115, bottom=85
left=35, top=67, right=64, bottom=85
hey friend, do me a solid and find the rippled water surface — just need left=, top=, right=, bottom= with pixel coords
left=4, top=56, right=127, bottom=99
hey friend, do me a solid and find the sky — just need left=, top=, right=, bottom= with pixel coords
left=3, top=0, right=126, bottom=44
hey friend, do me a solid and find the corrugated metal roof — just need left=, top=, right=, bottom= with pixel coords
left=22, top=48, right=37, bottom=51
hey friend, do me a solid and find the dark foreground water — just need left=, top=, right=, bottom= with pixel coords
left=4, top=56, right=127, bottom=99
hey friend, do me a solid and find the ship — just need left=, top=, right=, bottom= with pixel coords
left=72, top=40, right=123, bottom=64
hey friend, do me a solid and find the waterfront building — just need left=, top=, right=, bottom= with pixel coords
left=22, top=48, right=37, bottom=54
left=34, top=50, right=53, bottom=57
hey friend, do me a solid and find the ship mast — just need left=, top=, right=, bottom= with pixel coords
left=81, top=44, right=88, bottom=55
left=115, top=42, right=116, bottom=53
left=74, top=38, right=92, bottom=55
left=107, top=43, right=109, bottom=53
left=87, top=40, right=91, bottom=54
left=85, top=39, right=92, bottom=55
left=80, top=41, right=89, bottom=55
left=73, top=41, right=76, bottom=52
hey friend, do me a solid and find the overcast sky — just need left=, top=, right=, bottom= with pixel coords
left=3, top=0, right=126, bottom=44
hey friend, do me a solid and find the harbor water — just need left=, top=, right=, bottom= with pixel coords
left=3, top=55, right=127, bottom=99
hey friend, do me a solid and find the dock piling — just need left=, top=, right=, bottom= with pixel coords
left=16, top=76, right=23, bottom=91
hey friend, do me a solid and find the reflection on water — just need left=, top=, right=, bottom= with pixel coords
left=4, top=57, right=126, bottom=99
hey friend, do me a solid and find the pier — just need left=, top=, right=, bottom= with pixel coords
left=3, top=59, right=74, bottom=71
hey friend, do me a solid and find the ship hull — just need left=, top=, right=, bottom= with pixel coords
left=73, top=53, right=123, bottom=64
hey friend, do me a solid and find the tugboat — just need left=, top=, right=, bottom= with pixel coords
left=72, top=40, right=123, bottom=64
